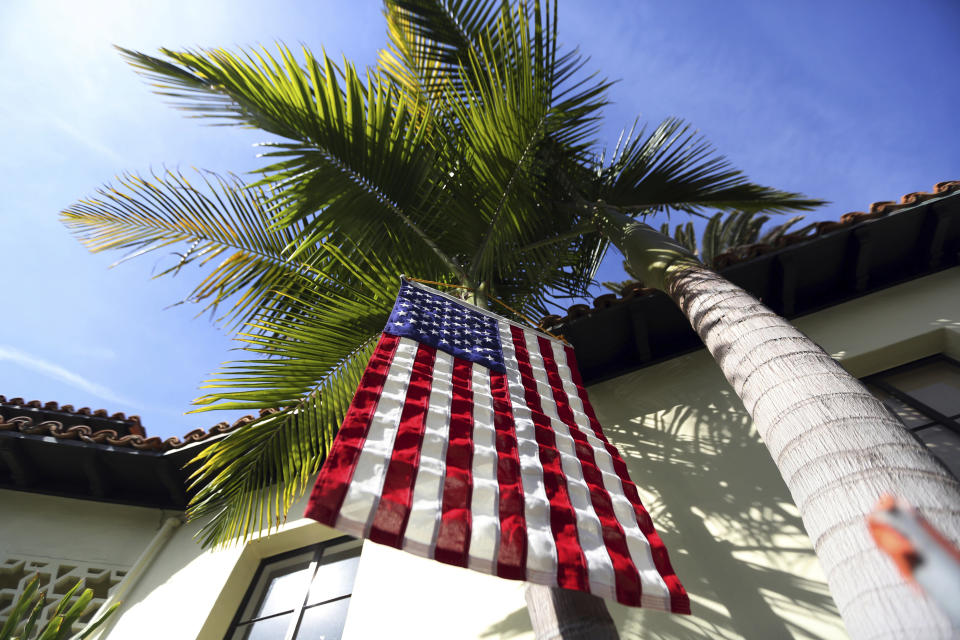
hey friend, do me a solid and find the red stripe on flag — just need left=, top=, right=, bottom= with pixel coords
left=434, top=359, right=475, bottom=567
left=538, top=337, right=642, bottom=606
left=563, top=346, right=690, bottom=614
left=511, top=326, right=589, bottom=592
left=305, top=333, right=400, bottom=525
left=368, top=344, right=437, bottom=547
left=489, top=371, right=528, bottom=580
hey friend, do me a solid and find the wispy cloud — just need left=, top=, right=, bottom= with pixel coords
left=47, top=115, right=124, bottom=164
left=0, top=344, right=135, bottom=408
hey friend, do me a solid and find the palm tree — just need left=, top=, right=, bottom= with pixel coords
left=62, top=1, right=959, bottom=637
left=601, top=211, right=806, bottom=292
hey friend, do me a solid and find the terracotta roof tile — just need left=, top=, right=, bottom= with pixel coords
left=0, top=394, right=270, bottom=453
left=540, top=180, right=960, bottom=329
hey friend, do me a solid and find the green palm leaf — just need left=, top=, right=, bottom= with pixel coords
left=62, top=170, right=333, bottom=326
left=119, top=45, right=468, bottom=285
left=0, top=574, right=118, bottom=640
left=185, top=248, right=409, bottom=545
left=445, top=2, right=609, bottom=303
left=593, top=118, right=825, bottom=215
left=380, top=0, right=507, bottom=104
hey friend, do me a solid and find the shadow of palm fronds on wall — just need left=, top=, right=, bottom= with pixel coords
left=591, top=351, right=846, bottom=640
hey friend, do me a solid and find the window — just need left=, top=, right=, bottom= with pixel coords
left=226, top=536, right=361, bottom=640
left=863, top=355, right=960, bottom=478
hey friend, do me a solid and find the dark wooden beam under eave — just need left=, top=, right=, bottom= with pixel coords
left=157, top=459, right=188, bottom=510
left=0, top=437, right=37, bottom=488
left=628, top=305, right=653, bottom=364
left=921, top=202, right=954, bottom=271
left=773, top=251, right=800, bottom=317
left=81, top=452, right=111, bottom=499
left=849, top=225, right=874, bottom=294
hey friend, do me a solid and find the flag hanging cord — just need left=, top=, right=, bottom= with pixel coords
left=405, top=277, right=570, bottom=345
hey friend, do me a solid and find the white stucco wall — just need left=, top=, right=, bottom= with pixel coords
left=0, top=489, right=165, bottom=567
left=100, top=491, right=348, bottom=640
left=38, top=267, right=958, bottom=639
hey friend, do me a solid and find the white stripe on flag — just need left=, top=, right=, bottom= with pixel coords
left=549, top=340, right=672, bottom=607
left=498, top=320, right=558, bottom=585
left=403, top=350, right=454, bottom=555
left=468, top=364, right=500, bottom=573
left=336, top=337, right=419, bottom=536
left=522, top=329, right=617, bottom=600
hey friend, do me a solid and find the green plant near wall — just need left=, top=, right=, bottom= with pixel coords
left=0, top=575, right=118, bottom=640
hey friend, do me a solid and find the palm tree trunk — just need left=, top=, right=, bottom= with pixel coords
left=470, top=291, right=621, bottom=640
left=525, top=583, right=619, bottom=640
left=601, top=207, right=960, bottom=639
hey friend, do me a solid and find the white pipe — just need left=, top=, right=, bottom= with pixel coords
left=82, top=514, right=184, bottom=639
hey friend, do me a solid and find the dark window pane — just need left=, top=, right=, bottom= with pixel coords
left=296, top=598, right=351, bottom=640
left=239, top=551, right=314, bottom=621
left=865, top=384, right=935, bottom=429
left=883, top=361, right=960, bottom=417
left=916, top=425, right=960, bottom=479
left=307, top=541, right=362, bottom=605
left=231, top=613, right=293, bottom=640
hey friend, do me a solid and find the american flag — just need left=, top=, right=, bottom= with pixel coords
left=304, top=279, right=689, bottom=613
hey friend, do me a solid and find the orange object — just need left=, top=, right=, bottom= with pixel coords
left=868, top=495, right=960, bottom=627
left=868, top=513, right=921, bottom=582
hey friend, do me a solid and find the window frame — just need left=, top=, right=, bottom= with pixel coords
left=224, top=535, right=359, bottom=640
left=862, top=354, right=960, bottom=438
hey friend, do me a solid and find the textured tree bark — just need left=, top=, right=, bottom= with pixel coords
left=602, top=207, right=960, bottom=639
left=666, top=264, right=960, bottom=639
left=525, top=583, right=620, bottom=640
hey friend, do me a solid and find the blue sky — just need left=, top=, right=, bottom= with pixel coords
left=1, top=1, right=957, bottom=438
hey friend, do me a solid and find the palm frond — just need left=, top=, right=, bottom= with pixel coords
left=187, top=337, right=378, bottom=546
left=603, top=209, right=811, bottom=292
left=592, top=118, right=826, bottom=215
left=699, top=211, right=765, bottom=264
left=446, top=2, right=608, bottom=297
left=185, top=246, right=417, bottom=546
left=61, top=169, right=328, bottom=326
left=380, top=0, right=507, bottom=103
left=119, top=45, right=468, bottom=285
left=0, top=574, right=118, bottom=640
left=759, top=214, right=807, bottom=244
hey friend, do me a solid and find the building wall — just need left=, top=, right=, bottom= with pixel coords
left=0, top=489, right=165, bottom=567
left=0, top=489, right=165, bottom=630
left=96, top=491, right=353, bottom=640
left=99, top=491, right=534, bottom=639
left=90, top=267, right=959, bottom=639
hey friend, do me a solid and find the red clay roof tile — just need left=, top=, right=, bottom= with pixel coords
left=0, top=394, right=264, bottom=453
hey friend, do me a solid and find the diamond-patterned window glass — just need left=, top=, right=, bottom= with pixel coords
left=0, top=556, right=127, bottom=633
left=863, top=355, right=960, bottom=479
left=881, top=360, right=960, bottom=418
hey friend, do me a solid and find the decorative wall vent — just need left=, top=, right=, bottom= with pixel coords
left=0, top=555, right=128, bottom=632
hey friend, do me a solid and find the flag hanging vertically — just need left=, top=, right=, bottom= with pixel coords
left=304, top=278, right=689, bottom=613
